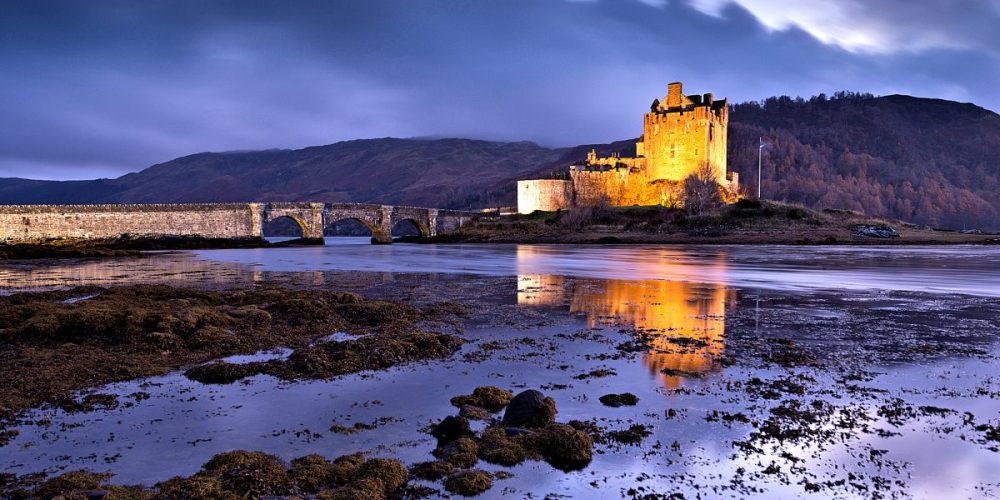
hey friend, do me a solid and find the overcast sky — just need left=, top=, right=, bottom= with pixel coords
left=2, top=0, right=998, bottom=180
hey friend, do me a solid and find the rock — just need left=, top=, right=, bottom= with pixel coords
left=854, top=224, right=900, bottom=238
left=501, top=390, right=556, bottom=429
left=598, top=393, right=639, bottom=407
left=430, top=415, right=471, bottom=444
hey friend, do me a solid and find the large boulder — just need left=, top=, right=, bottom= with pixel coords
left=501, top=390, right=556, bottom=429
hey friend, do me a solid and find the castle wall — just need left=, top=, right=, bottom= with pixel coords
left=571, top=169, right=682, bottom=207
left=0, top=203, right=264, bottom=243
left=517, top=180, right=574, bottom=214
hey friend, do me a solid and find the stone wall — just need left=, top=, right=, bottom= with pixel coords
left=571, top=169, right=683, bottom=207
left=0, top=203, right=263, bottom=243
left=517, top=180, right=574, bottom=214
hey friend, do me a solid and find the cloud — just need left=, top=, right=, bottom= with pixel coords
left=687, top=0, right=1000, bottom=55
left=0, top=0, right=997, bottom=180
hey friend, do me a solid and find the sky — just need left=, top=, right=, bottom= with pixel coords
left=1, top=0, right=998, bottom=180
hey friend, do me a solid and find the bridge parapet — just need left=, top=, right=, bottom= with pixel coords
left=0, top=202, right=478, bottom=245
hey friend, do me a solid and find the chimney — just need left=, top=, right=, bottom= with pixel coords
left=667, top=82, right=683, bottom=107
left=703, top=93, right=713, bottom=106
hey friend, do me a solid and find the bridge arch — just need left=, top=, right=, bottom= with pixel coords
left=391, top=218, right=431, bottom=239
left=327, top=216, right=379, bottom=236
left=260, top=202, right=325, bottom=242
left=262, top=214, right=309, bottom=238
left=324, top=205, right=392, bottom=244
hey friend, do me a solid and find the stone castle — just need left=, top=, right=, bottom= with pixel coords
left=518, top=82, right=738, bottom=213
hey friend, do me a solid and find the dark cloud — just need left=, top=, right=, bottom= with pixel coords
left=0, top=0, right=997, bottom=179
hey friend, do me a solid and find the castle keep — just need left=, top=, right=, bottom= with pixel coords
left=518, top=82, right=737, bottom=213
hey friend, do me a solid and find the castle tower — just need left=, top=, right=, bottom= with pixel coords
left=640, top=82, right=729, bottom=184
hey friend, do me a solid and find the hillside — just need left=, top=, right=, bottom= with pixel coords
left=727, top=93, right=1000, bottom=230
left=0, top=139, right=565, bottom=209
left=1, top=93, right=999, bottom=230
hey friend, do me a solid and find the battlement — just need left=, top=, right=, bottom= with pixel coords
left=652, top=82, right=728, bottom=119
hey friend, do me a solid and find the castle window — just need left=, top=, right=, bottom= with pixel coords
left=710, top=123, right=714, bottom=141
left=670, top=144, right=676, bottom=158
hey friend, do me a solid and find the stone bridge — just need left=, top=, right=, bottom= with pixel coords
left=263, top=202, right=474, bottom=244
left=0, top=202, right=478, bottom=245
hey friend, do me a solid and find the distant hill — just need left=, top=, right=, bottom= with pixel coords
left=0, top=139, right=566, bottom=209
left=1, top=93, right=999, bottom=230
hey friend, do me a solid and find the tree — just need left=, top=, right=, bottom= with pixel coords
left=683, top=163, right=722, bottom=215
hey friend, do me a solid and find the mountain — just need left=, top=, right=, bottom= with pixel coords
left=2, top=93, right=999, bottom=230
left=0, top=139, right=566, bottom=209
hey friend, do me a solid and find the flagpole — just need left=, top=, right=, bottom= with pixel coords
left=757, top=137, right=762, bottom=199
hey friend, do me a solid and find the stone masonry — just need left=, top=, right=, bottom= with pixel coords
left=0, top=203, right=476, bottom=245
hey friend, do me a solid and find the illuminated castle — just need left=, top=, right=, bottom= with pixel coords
left=517, top=82, right=738, bottom=213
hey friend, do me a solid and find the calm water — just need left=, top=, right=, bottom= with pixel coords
left=3, top=237, right=1000, bottom=295
left=2, top=239, right=1000, bottom=498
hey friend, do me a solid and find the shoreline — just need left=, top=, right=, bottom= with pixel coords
left=444, top=229, right=1000, bottom=246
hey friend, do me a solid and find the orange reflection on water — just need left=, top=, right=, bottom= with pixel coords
left=516, top=247, right=733, bottom=388
left=573, top=279, right=733, bottom=388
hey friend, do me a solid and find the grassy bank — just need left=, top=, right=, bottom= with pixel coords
left=457, top=200, right=999, bottom=245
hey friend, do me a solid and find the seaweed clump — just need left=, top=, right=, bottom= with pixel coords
left=152, top=451, right=406, bottom=499
left=443, top=470, right=493, bottom=496
left=409, top=460, right=455, bottom=481
left=450, top=386, right=514, bottom=412
left=184, top=332, right=463, bottom=384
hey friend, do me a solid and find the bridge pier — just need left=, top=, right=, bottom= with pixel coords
left=371, top=205, right=393, bottom=245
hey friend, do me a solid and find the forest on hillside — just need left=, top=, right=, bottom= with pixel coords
left=726, top=92, right=1000, bottom=230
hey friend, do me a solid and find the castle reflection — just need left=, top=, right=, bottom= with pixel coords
left=516, top=247, right=734, bottom=389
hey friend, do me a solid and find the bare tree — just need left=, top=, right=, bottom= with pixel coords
left=683, top=163, right=722, bottom=215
